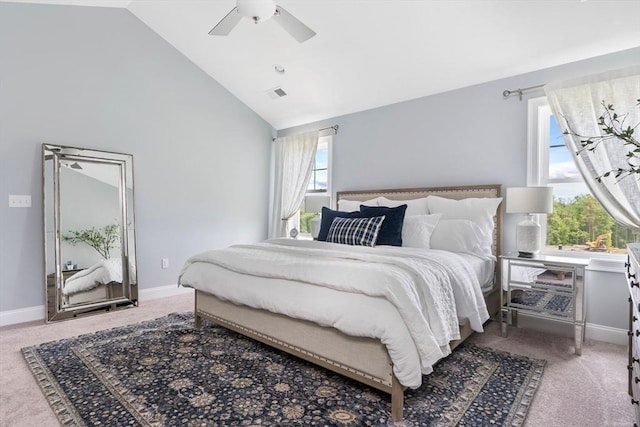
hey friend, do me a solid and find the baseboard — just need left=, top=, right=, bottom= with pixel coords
left=585, top=322, right=629, bottom=346
left=138, top=284, right=193, bottom=301
left=0, top=284, right=192, bottom=327
left=513, top=314, right=628, bottom=346
left=0, top=305, right=45, bottom=328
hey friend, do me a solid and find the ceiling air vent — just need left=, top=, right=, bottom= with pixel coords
left=265, top=87, right=287, bottom=99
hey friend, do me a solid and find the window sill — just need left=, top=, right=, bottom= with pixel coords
left=540, top=249, right=626, bottom=273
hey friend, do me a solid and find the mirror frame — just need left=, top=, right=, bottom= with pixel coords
left=43, top=143, right=138, bottom=322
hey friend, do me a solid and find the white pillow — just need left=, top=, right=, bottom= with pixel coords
left=402, top=214, right=442, bottom=249
left=430, top=219, right=484, bottom=255
left=427, top=195, right=502, bottom=255
left=337, top=197, right=378, bottom=212
left=378, top=196, right=429, bottom=216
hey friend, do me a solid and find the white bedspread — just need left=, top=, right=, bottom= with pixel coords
left=63, top=258, right=122, bottom=296
left=178, top=239, right=489, bottom=388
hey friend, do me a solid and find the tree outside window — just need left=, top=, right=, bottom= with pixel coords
left=300, top=136, right=331, bottom=234
left=544, top=112, right=638, bottom=254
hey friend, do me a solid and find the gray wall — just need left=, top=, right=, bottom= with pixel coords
left=0, top=3, right=273, bottom=312
left=279, top=47, right=640, bottom=336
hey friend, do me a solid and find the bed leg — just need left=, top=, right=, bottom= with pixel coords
left=391, top=374, right=404, bottom=423
left=194, top=292, right=202, bottom=329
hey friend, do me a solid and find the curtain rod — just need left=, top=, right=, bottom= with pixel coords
left=272, top=125, right=339, bottom=141
left=502, top=84, right=545, bottom=101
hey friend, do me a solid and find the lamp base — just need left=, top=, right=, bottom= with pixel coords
left=516, top=214, right=541, bottom=257
left=310, top=214, right=321, bottom=239
left=517, top=251, right=535, bottom=258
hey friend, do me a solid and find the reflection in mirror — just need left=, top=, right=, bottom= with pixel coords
left=43, top=144, right=138, bottom=322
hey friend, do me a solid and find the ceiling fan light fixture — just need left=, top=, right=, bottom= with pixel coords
left=237, top=0, right=276, bottom=23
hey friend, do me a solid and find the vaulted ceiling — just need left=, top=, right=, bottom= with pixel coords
left=7, top=0, right=640, bottom=129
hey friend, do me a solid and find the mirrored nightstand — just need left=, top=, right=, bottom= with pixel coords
left=500, top=253, right=590, bottom=355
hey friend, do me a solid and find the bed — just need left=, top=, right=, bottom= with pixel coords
left=61, top=258, right=131, bottom=306
left=178, top=184, right=503, bottom=422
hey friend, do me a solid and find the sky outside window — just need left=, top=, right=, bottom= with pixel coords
left=548, top=115, right=589, bottom=201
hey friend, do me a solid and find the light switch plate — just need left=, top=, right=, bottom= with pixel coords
left=9, top=195, right=31, bottom=208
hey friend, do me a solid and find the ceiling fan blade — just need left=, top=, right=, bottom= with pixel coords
left=273, top=5, right=316, bottom=43
left=209, top=7, right=242, bottom=36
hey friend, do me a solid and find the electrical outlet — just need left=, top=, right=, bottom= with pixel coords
left=161, top=258, right=169, bottom=269
left=9, top=195, right=31, bottom=208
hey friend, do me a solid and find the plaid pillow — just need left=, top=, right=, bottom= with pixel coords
left=326, top=215, right=386, bottom=247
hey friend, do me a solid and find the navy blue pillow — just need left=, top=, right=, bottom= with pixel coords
left=359, top=204, right=407, bottom=246
left=326, top=216, right=386, bottom=247
left=318, top=207, right=359, bottom=241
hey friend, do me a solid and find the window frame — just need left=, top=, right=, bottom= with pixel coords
left=299, top=135, right=333, bottom=238
left=306, top=135, right=332, bottom=194
left=526, top=96, right=625, bottom=263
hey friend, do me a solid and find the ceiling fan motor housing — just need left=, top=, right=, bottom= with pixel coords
left=237, top=0, right=276, bottom=23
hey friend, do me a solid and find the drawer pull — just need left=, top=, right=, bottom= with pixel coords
left=633, top=281, right=640, bottom=288
left=635, top=377, right=640, bottom=384
left=633, top=357, right=640, bottom=364
left=633, top=398, right=639, bottom=405
left=631, top=273, right=638, bottom=280
left=635, top=316, right=639, bottom=322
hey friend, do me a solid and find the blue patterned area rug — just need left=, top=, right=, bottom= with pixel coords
left=22, top=313, right=545, bottom=426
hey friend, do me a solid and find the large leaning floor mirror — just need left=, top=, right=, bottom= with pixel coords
left=43, top=144, right=138, bottom=322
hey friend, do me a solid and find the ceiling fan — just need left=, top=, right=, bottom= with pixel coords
left=209, top=0, right=316, bottom=43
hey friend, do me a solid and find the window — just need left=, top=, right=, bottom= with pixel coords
left=307, top=137, right=330, bottom=193
left=528, top=97, right=638, bottom=256
left=300, top=135, right=332, bottom=235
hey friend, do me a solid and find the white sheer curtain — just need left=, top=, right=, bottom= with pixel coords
left=268, top=131, right=319, bottom=238
left=545, top=66, right=640, bottom=230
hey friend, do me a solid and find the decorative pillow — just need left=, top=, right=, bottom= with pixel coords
left=359, top=204, right=407, bottom=246
left=430, top=219, right=484, bottom=255
left=326, top=216, right=386, bottom=247
left=378, top=196, right=429, bottom=217
left=337, top=197, right=378, bottom=212
left=318, top=207, right=359, bottom=242
left=401, top=214, right=442, bottom=249
left=427, top=196, right=502, bottom=255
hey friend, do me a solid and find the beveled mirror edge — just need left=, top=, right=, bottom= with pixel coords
left=43, top=143, right=138, bottom=322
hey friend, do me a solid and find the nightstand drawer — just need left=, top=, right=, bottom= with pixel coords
left=508, top=260, right=576, bottom=293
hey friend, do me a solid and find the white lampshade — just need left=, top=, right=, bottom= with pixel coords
left=305, top=195, right=331, bottom=239
left=304, top=195, right=331, bottom=214
left=506, top=187, right=553, bottom=214
left=506, top=187, right=553, bottom=258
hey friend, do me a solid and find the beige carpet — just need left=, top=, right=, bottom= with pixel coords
left=0, top=291, right=633, bottom=426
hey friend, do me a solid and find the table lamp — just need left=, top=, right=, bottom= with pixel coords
left=506, top=187, right=554, bottom=258
left=304, top=195, right=331, bottom=239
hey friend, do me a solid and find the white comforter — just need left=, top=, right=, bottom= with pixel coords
left=63, top=258, right=122, bottom=296
left=178, top=239, right=489, bottom=388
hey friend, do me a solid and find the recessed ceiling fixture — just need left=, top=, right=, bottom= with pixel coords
left=209, top=0, right=316, bottom=43
left=274, top=64, right=285, bottom=74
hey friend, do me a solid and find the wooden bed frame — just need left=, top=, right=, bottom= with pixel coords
left=194, top=184, right=502, bottom=422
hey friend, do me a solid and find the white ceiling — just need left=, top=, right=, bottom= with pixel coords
left=7, top=0, right=640, bottom=129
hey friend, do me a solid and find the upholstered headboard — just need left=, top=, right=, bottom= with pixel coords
left=336, top=183, right=503, bottom=261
